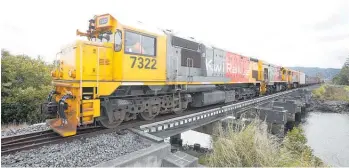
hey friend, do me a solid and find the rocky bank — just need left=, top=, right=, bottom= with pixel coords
left=308, top=99, right=349, bottom=114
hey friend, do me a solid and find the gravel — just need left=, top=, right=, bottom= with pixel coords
left=1, top=123, right=50, bottom=137
left=1, top=130, right=152, bottom=167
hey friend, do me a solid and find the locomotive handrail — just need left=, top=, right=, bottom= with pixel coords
left=79, top=43, right=84, bottom=126
left=97, top=47, right=100, bottom=97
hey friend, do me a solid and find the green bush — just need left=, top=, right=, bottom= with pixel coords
left=1, top=49, right=53, bottom=124
left=312, top=84, right=327, bottom=99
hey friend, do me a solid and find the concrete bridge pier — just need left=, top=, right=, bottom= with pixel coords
left=274, top=97, right=308, bottom=123
left=271, top=100, right=299, bottom=131
left=255, top=106, right=288, bottom=138
left=169, top=134, right=183, bottom=147
left=192, top=105, right=289, bottom=138
left=193, top=94, right=310, bottom=138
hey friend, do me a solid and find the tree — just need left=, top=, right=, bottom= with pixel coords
left=1, top=49, right=53, bottom=124
left=332, top=66, right=349, bottom=85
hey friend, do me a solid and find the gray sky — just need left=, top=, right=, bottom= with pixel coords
left=1, top=0, right=348, bottom=68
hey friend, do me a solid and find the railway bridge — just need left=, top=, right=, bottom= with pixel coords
left=1, top=86, right=315, bottom=167
left=95, top=86, right=314, bottom=167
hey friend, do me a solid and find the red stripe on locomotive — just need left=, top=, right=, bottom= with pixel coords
left=226, top=52, right=250, bottom=82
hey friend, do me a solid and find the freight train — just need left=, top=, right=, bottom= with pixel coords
left=41, top=14, right=321, bottom=137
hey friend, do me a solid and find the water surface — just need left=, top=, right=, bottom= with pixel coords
left=302, top=112, right=349, bottom=166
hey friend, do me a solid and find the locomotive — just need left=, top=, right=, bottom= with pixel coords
left=41, top=14, right=320, bottom=137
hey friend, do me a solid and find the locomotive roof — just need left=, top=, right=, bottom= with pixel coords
left=114, top=14, right=223, bottom=49
left=112, top=14, right=302, bottom=73
left=116, top=15, right=167, bottom=36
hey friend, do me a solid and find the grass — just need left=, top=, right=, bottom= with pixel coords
left=199, top=119, right=325, bottom=167
left=312, top=84, right=349, bottom=102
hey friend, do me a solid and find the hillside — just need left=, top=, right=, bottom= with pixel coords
left=288, top=67, right=340, bottom=80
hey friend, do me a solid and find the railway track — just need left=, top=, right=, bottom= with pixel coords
left=1, top=127, right=104, bottom=155
left=1, top=87, right=309, bottom=156
left=1, top=102, right=246, bottom=155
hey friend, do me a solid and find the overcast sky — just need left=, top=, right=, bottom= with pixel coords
left=1, top=0, right=348, bottom=68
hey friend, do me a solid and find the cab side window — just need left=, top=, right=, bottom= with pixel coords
left=125, top=30, right=156, bottom=56
left=142, top=36, right=155, bottom=56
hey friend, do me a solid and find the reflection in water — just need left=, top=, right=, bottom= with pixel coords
left=181, top=130, right=212, bottom=148
left=164, top=130, right=213, bottom=149
left=303, top=112, right=349, bottom=166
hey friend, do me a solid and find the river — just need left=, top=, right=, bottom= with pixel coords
left=303, top=112, right=349, bottom=166
left=178, top=112, right=349, bottom=166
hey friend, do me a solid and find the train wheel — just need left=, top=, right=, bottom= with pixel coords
left=139, top=105, right=160, bottom=120
left=99, top=107, right=125, bottom=129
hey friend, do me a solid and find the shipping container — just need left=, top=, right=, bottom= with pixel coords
left=299, top=72, right=305, bottom=84
left=292, top=71, right=299, bottom=83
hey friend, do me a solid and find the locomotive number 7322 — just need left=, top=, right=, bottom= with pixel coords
left=130, top=56, right=157, bottom=69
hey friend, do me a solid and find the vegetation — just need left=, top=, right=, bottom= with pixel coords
left=332, top=66, right=349, bottom=85
left=345, top=85, right=349, bottom=92
left=312, top=84, right=349, bottom=102
left=312, top=84, right=327, bottom=98
left=199, top=120, right=324, bottom=167
left=312, top=64, right=349, bottom=102
left=1, top=49, right=53, bottom=124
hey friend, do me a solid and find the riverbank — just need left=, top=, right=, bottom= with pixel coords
left=310, top=84, right=349, bottom=113
left=195, top=85, right=349, bottom=167
left=198, top=119, right=325, bottom=167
